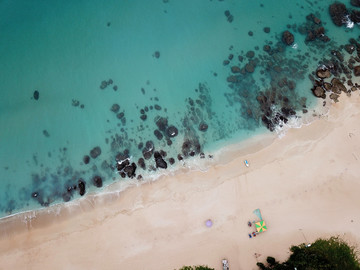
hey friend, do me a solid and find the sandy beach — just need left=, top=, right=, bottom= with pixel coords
left=0, top=93, right=360, bottom=270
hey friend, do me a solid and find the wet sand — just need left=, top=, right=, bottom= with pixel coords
left=0, top=93, right=359, bottom=270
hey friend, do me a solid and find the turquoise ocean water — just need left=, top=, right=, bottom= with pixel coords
left=0, top=0, right=359, bottom=218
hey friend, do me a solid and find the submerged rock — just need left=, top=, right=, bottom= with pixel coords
left=110, top=104, right=120, bottom=113
left=33, top=90, right=39, bottom=100
left=137, top=158, right=146, bottom=169
left=90, top=146, right=102, bottom=159
left=168, top=157, right=175, bottom=165
left=83, top=155, right=90, bottom=164
left=227, top=75, right=238, bottom=83
left=245, top=62, right=255, bottom=73
left=231, top=66, right=241, bottom=73
left=345, top=44, right=355, bottom=54
left=62, top=192, right=71, bottom=202
left=43, top=130, right=50, bottom=137
left=155, top=116, right=168, bottom=131
left=199, top=122, right=208, bottom=132
left=224, top=10, right=234, bottom=22
left=116, top=112, right=125, bottom=119
left=282, top=31, right=294, bottom=46
left=246, top=51, right=255, bottom=58
left=100, top=80, right=108, bottom=89
left=154, top=129, right=163, bottom=140
left=92, top=176, right=103, bottom=188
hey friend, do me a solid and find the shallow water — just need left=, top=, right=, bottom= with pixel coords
left=0, top=0, right=359, bottom=218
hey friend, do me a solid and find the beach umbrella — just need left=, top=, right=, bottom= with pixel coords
left=255, top=220, right=267, bottom=233
left=253, top=208, right=263, bottom=220
left=205, top=219, right=213, bottom=228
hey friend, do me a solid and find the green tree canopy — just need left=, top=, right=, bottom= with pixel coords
left=257, top=237, right=360, bottom=270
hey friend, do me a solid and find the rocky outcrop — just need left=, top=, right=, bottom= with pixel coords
left=330, top=93, right=340, bottom=102
left=329, top=2, right=348, bottom=26
left=154, top=151, right=167, bottom=169
left=316, top=68, right=331, bottom=79
left=166, top=126, right=178, bottom=137
left=312, top=86, right=326, bottom=99
left=331, top=78, right=347, bottom=94
left=124, top=163, right=137, bottom=178
left=354, top=66, right=360, bottom=76
left=142, top=141, right=154, bottom=160
left=182, top=138, right=201, bottom=157
left=78, top=179, right=86, bottom=196
left=351, top=0, right=360, bottom=7
left=351, top=10, right=360, bottom=23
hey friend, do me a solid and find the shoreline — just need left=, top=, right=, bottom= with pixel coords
left=0, top=95, right=328, bottom=228
left=0, top=92, right=359, bottom=269
left=0, top=123, right=277, bottom=237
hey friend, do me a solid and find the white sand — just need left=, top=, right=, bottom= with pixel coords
left=0, top=93, right=359, bottom=270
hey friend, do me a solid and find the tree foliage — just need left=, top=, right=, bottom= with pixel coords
left=257, top=237, right=360, bottom=270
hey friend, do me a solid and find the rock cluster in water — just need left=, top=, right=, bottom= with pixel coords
left=329, top=2, right=360, bottom=27
left=23, top=1, right=360, bottom=214
left=310, top=40, right=360, bottom=103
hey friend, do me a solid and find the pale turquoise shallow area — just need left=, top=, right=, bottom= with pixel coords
left=0, top=0, right=358, bottom=217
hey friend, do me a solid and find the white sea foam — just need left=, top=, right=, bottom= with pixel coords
left=344, top=15, right=354, bottom=29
